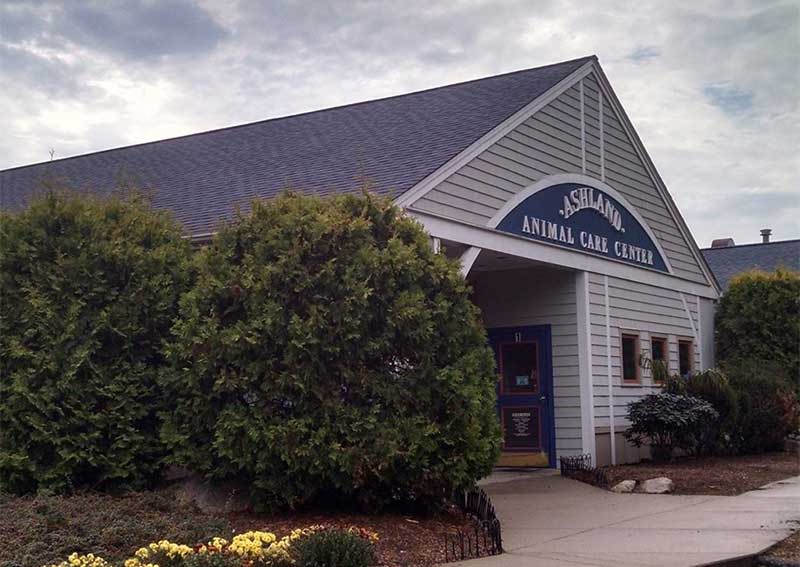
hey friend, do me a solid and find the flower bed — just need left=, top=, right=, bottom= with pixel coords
left=46, top=526, right=379, bottom=567
left=0, top=490, right=475, bottom=567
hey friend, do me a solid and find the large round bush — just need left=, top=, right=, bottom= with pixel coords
left=163, top=192, right=500, bottom=509
left=0, top=191, right=191, bottom=493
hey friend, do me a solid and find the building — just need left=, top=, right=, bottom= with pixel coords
left=0, top=55, right=720, bottom=468
left=702, top=230, right=800, bottom=291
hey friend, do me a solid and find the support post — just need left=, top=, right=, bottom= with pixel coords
left=575, top=271, right=597, bottom=464
left=603, top=275, right=616, bottom=465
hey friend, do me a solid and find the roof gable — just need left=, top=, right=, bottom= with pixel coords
left=407, top=62, right=718, bottom=289
left=0, top=56, right=593, bottom=236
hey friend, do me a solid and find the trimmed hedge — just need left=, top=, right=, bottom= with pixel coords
left=716, top=268, right=800, bottom=388
left=162, top=192, right=501, bottom=510
left=0, top=191, right=191, bottom=494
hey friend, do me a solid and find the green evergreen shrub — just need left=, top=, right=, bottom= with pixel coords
left=163, top=192, right=501, bottom=510
left=663, top=369, right=738, bottom=454
left=0, top=190, right=191, bottom=494
left=723, top=360, right=800, bottom=453
left=293, top=530, right=376, bottom=567
left=716, top=268, right=800, bottom=390
left=623, top=393, right=719, bottom=461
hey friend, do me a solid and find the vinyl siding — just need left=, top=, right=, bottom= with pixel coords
left=587, top=273, right=702, bottom=437
left=412, top=72, right=710, bottom=285
left=471, top=266, right=584, bottom=458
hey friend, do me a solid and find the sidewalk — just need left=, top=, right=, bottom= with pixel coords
left=454, top=472, right=800, bottom=566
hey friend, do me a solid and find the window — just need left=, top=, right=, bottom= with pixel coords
left=650, top=337, right=668, bottom=382
left=500, top=341, right=539, bottom=393
left=621, top=333, right=640, bottom=383
left=678, top=339, right=693, bottom=376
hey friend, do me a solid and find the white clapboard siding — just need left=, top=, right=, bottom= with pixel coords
left=412, top=73, right=710, bottom=285
left=471, top=266, right=583, bottom=459
left=588, top=273, right=702, bottom=431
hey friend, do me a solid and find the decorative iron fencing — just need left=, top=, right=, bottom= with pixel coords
left=444, top=487, right=503, bottom=561
left=559, top=453, right=611, bottom=488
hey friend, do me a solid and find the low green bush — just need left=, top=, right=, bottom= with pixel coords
left=724, top=360, right=800, bottom=454
left=0, top=490, right=232, bottom=567
left=0, top=190, right=192, bottom=494
left=663, top=369, right=739, bottom=455
left=624, top=393, right=719, bottom=461
left=293, top=530, right=376, bottom=567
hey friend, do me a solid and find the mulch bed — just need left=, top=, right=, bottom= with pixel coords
left=0, top=489, right=476, bottom=567
left=601, top=451, right=800, bottom=496
left=760, top=530, right=800, bottom=564
left=227, top=506, right=476, bottom=567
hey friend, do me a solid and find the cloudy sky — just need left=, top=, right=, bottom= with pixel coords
left=1, top=0, right=797, bottom=246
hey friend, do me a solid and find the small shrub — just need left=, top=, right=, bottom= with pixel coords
left=663, top=369, right=739, bottom=455
left=724, top=360, right=800, bottom=453
left=293, top=529, right=377, bottom=567
left=624, top=393, right=719, bottom=462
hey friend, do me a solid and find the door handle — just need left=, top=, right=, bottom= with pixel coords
left=539, top=395, right=547, bottom=402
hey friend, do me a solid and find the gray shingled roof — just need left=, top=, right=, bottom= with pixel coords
left=0, top=56, right=592, bottom=236
left=702, top=240, right=800, bottom=290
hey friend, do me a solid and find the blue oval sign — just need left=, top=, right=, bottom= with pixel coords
left=495, top=182, right=669, bottom=272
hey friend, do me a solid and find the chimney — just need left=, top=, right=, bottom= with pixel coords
left=711, top=238, right=736, bottom=248
left=760, top=228, right=772, bottom=243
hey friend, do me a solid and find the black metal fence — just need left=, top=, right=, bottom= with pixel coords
left=444, top=487, right=503, bottom=561
left=559, top=453, right=611, bottom=488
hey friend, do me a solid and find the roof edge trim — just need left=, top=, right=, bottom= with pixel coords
left=589, top=63, right=721, bottom=296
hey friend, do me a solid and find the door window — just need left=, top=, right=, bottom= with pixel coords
left=500, top=341, right=539, bottom=393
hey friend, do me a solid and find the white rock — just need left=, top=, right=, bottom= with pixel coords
left=611, top=480, right=636, bottom=493
left=640, top=477, right=674, bottom=494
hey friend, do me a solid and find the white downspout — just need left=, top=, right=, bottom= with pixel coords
left=603, top=275, right=616, bottom=465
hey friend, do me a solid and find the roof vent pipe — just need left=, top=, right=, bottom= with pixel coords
left=760, top=228, right=772, bottom=243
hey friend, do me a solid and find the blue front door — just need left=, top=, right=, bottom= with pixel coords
left=488, top=325, right=555, bottom=467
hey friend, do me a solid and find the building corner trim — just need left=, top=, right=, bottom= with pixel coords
left=576, top=271, right=597, bottom=463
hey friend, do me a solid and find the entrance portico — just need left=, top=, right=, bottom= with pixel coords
left=416, top=172, right=719, bottom=468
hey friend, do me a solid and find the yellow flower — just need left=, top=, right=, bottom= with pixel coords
left=228, top=531, right=279, bottom=557
left=45, top=552, right=110, bottom=567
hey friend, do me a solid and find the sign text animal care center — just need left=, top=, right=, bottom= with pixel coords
left=496, top=182, right=668, bottom=272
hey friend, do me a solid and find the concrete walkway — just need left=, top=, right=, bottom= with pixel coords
left=453, top=471, right=800, bottom=566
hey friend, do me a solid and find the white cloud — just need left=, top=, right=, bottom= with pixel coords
left=1, top=0, right=798, bottom=245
